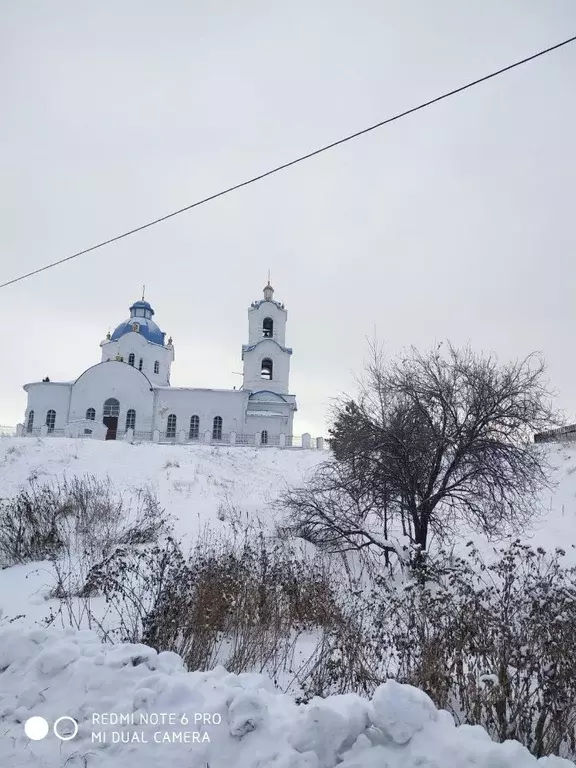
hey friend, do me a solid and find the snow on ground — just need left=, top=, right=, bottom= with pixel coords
left=447, top=441, right=576, bottom=564
left=0, top=437, right=326, bottom=630
left=1, top=436, right=576, bottom=630
left=1, top=437, right=576, bottom=765
left=0, top=437, right=325, bottom=540
left=0, top=625, right=572, bottom=768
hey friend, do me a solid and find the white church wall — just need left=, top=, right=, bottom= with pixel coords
left=243, top=339, right=291, bottom=394
left=69, top=361, right=155, bottom=434
left=248, top=301, right=287, bottom=346
left=101, top=333, right=173, bottom=387
left=23, top=382, right=72, bottom=432
left=244, top=414, right=290, bottom=439
left=154, top=388, right=248, bottom=438
left=100, top=338, right=119, bottom=362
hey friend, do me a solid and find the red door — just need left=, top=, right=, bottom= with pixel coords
left=103, top=416, right=118, bottom=440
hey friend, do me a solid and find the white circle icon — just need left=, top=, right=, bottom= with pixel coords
left=24, top=716, right=50, bottom=741
left=53, top=716, right=79, bottom=741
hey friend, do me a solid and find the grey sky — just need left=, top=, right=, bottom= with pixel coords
left=1, top=1, right=575, bottom=436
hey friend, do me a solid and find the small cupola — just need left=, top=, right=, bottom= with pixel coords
left=129, top=300, right=154, bottom=320
left=263, top=280, right=274, bottom=302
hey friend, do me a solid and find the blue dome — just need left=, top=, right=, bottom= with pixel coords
left=129, top=300, right=154, bottom=314
left=110, top=299, right=166, bottom=346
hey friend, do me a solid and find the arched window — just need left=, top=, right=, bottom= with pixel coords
left=46, top=409, right=56, bottom=433
left=128, top=353, right=135, bottom=366
left=85, top=408, right=96, bottom=421
left=138, top=358, right=143, bottom=371
left=263, top=317, right=274, bottom=338
left=126, top=409, right=136, bottom=431
left=166, top=414, right=177, bottom=438
left=26, top=410, right=34, bottom=433
left=103, top=398, right=120, bottom=417
left=212, top=416, right=223, bottom=440
left=154, top=361, right=160, bottom=374
left=261, top=358, right=273, bottom=380
left=261, top=430, right=268, bottom=445
left=189, top=415, right=200, bottom=439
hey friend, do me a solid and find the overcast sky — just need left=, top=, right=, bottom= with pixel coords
left=1, top=1, right=575, bottom=436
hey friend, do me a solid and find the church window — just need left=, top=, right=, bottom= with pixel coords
left=263, top=317, right=273, bottom=338
left=86, top=408, right=96, bottom=421
left=261, top=358, right=273, bottom=380
left=189, top=415, right=200, bottom=439
left=138, top=358, right=143, bottom=371
left=166, top=414, right=177, bottom=438
left=261, top=430, right=268, bottom=445
left=128, top=353, right=135, bottom=366
left=126, top=409, right=136, bottom=431
left=154, top=361, right=160, bottom=374
left=103, top=398, right=120, bottom=418
left=46, top=409, right=56, bottom=433
left=212, top=416, right=223, bottom=440
left=26, top=410, right=34, bottom=433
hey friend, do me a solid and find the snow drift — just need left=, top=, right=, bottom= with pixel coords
left=0, top=626, right=573, bottom=768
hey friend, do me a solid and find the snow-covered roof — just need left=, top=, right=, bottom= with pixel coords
left=246, top=410, right=284, bottom=417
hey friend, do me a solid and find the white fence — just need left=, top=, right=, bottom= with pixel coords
left=1, top=425, right=329, bottom=451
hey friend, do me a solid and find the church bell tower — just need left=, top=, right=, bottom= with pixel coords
left=241, top=280, right=293, bottom=394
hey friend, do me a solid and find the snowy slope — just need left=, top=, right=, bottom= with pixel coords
left=1, top=437, right=576, bottom=765
left=0, top=625, right=572, bottom=768
left=0, top=437, right=326, bottom=630
left=0, top=437, right=325, bottom=539
left=2, top=437, right=575, bottom=552
left=1, top=437, right=576, bottom=630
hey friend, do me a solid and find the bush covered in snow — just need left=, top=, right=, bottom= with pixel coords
left=80, top=521, right=347, bottom=687
left=0, top=475, right=170, bottom=570
left=366, top=541, right=576, bottom=759
left=0, top=625, right=573, bottom=768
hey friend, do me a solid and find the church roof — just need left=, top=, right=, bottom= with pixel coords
left=110, top=299, right=166, bottom=346
left=129, top=300, right=154, bottom=314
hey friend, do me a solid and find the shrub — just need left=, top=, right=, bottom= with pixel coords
left=0, top=475, right=170, bottom=572
left=0, top=485, right=65, bottom=566
left=368, top=541, right=576, bottom=760
left=82, top=522, right=346, bottom=687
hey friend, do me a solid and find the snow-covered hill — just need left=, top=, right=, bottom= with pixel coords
left=1, top=436, right=576, bottom=767
left=0, top=437, right=326, bottom=539
left=1, top=436, right=576, bottom=630
left=2, top=436, right=575, bottom=552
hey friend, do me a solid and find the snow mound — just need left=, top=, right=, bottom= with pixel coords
left=0, top=627, right=572, bottom=768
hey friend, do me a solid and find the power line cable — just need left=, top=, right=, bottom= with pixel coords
left=2, top=33, right=575, bottom=290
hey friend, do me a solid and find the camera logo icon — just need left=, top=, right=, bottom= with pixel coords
left=24, top=716, right=79, bottom=741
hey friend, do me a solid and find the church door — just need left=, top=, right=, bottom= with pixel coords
left=103, top=416, right=118, bottom=440
left=103, top=398, right=120, bottom=440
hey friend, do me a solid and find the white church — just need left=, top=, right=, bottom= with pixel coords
left=19, top=281, right=309, bottom=447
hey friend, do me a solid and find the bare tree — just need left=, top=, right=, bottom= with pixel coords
left=285, top=342, right=560, bottom=567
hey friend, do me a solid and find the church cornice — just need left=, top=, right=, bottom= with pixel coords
left=249, top=299, right=286, bottom=312
left=242, top=339, right=293, bottom=358
left=100, top=332, right=171, bottom=351
left=248, top=389, right=289, bottom=403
